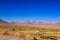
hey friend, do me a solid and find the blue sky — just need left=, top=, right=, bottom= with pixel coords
left=0, top=0, right=60, bottom=22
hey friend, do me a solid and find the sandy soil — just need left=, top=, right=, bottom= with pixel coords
left=0, top=35, right=26, bottom=40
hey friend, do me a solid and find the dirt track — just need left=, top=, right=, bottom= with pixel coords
left=0, top=35, right=26, bottom=40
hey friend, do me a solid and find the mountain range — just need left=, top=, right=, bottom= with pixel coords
left=0, top=19, right=60, bottom=28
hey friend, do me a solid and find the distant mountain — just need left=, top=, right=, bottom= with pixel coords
left=0, top=19, right=60, bottom=28
left=0, top=19, right=8, bottom=24
left=8, top=21, right=60, bottom=28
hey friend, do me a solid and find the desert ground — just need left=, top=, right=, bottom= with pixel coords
left=0, top=24, right=60, bottom=40
left=0, top=19, right=60, bottom=40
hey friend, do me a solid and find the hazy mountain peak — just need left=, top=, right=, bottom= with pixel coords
left=0, top=19, right=8, bottom=24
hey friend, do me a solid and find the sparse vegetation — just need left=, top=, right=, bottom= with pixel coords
left=0, top=24, right=60, bottom=40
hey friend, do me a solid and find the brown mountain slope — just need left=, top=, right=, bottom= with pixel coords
left=0, top=19, right=8, bottom=24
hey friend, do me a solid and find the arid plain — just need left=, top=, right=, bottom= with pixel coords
left=0, top=19, right=60, bottom=40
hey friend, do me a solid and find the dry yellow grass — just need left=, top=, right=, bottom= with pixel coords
left=0, top=24, right=60, bottom=40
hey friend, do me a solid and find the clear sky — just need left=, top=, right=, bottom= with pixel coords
left=0, top=0, right=60, bottom=22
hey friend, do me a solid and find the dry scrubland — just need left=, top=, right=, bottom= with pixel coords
left=0, top=24, right=60, bottom=40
